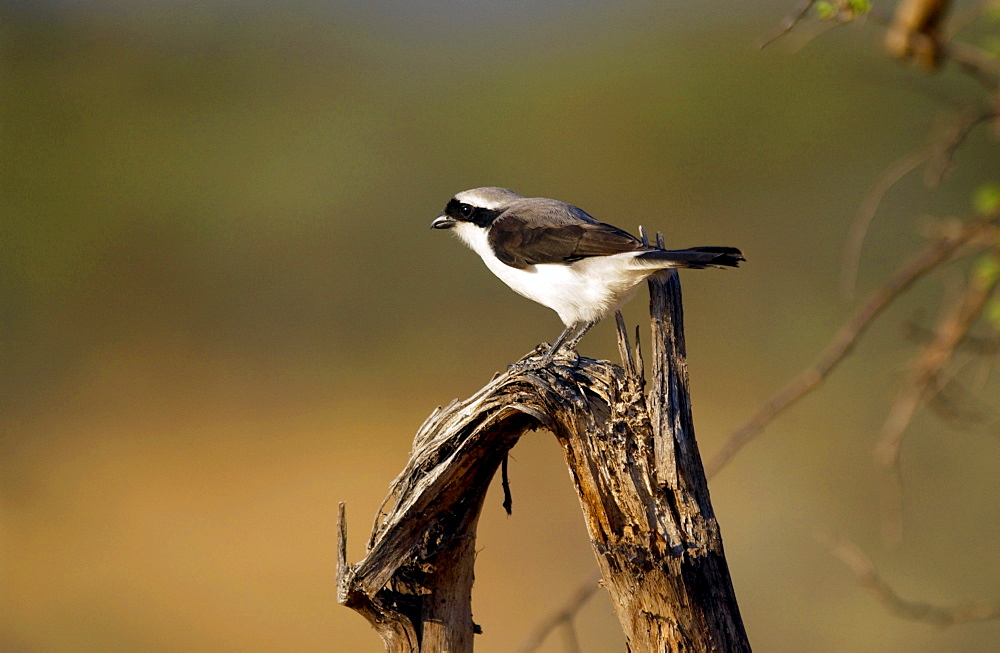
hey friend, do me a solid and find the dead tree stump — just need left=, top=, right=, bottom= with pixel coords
left=337, top=269, right=750, bottom=652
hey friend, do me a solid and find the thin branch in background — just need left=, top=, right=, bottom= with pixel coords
left=917, top=319, right=1000, bottom=405
left=924, top=106, right=1000, bottom=186
left=969, top=327, right=1000, bottom=393
left=757, top=0, right=818, bottom=49
left=945, top=40, right=1000, bottom=88
left=944, top=0, right=996, bottom=38
left=818, top=531, right=1000, bottom=625
left=706, top=216, right=998, bottom=478
left=515, top=571, right=604, bottom=653
left=561, top=619, right=581, bottom=653
left=926, top=373, right=996, bottom=428
left=841, top=149, right=931, bottom=299
left=787, top=16, right=857, bottom=55
left=874, top=243, right=1000, bottom=546
left=907, top=316, right=1000, bottom=356
left=842, top=105, right=998, bottom=299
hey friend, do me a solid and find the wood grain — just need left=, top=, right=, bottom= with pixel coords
left=338, top=270, right=748, bottom=651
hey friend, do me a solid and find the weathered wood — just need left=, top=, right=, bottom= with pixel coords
left=596, top=268, right=748, bottom=651
left=338, top=271, right=749, bottom=651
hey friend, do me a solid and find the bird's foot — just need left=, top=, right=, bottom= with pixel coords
left=506, top=344, right=579, bottom=374
left=507, top=359, right=542, bottom=374
left=507, top=353, right=548, bottom=374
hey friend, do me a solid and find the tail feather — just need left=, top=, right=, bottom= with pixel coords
left=635, top=246, right=744, bottom=269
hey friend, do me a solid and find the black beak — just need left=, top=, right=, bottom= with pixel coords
left=431, top=214, right=456, bottom=229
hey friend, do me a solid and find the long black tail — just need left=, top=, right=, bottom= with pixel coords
left=636, top=246, right=745, bottom=269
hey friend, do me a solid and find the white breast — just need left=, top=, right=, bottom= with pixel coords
left=451, top=222, right=655, bottom=326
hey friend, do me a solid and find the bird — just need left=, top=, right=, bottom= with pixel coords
left=431, top=187, right=744, bottom=367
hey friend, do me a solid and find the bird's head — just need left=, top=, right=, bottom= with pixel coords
left=431, top=187, right=524, bottom=230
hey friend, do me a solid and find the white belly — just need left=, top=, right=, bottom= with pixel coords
left=453, top=222, right=654, bottom=326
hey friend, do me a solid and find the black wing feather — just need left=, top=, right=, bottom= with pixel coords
left=489, top=201, right=645, bottom=269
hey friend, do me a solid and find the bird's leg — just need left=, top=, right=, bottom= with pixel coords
left=508, top=324, right=576, bottom=373
left=563, top=320, right=597, bottom=353
left=536, top=320, right=596, bottom=366
left=509, top=320, right=597, bottom=373
left=536, top=322, right=578, bottom=366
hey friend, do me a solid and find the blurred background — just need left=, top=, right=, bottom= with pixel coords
left=3, top=0, right=999, bottom=650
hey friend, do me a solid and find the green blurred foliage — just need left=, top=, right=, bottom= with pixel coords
left=816, top=0, right=872, bottom=21
left=972, top=251, right=1000, bottom=286
left=2, top=2, right=999, bottom=652
left=973, top=181, right=1000, bottom=214
left=986, top=296, right=1000, bottom=329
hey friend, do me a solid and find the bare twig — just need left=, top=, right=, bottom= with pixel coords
left=927, top=373, right=997, bottom=428
left=841, top=104, right=998, bottom=299
left=924, top=106, right=1000, bottom=186
left=707, top=216, right=998, bottom=477
left=944, top=40, right=1000, bottom=88
left=945, top=0, right=996, bottom=38
left=906, top=319, right=1000, bottom=355
left=818, top=531, right=1000, bottom=625
left=757, top=0, right=818, bottom=49
left=841, top=149, right=932, bottom=299
left=515, top=570, right=603, bottom=653
left=875, top=243, right=1000, bottom=545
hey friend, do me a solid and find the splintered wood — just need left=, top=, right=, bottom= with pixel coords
left=338, top=269, right=749, bottom=652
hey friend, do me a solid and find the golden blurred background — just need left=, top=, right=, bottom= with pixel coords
left=2, top=1, right=998, bottom=651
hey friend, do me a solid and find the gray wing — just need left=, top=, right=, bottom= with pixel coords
left=488, top=199, right=646, bottom=269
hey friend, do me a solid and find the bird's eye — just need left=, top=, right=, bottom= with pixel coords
left=459, top=204, right=474, bottom=218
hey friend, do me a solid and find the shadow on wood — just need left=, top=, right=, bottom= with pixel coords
left=338, top=269, right=750, bottom=652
